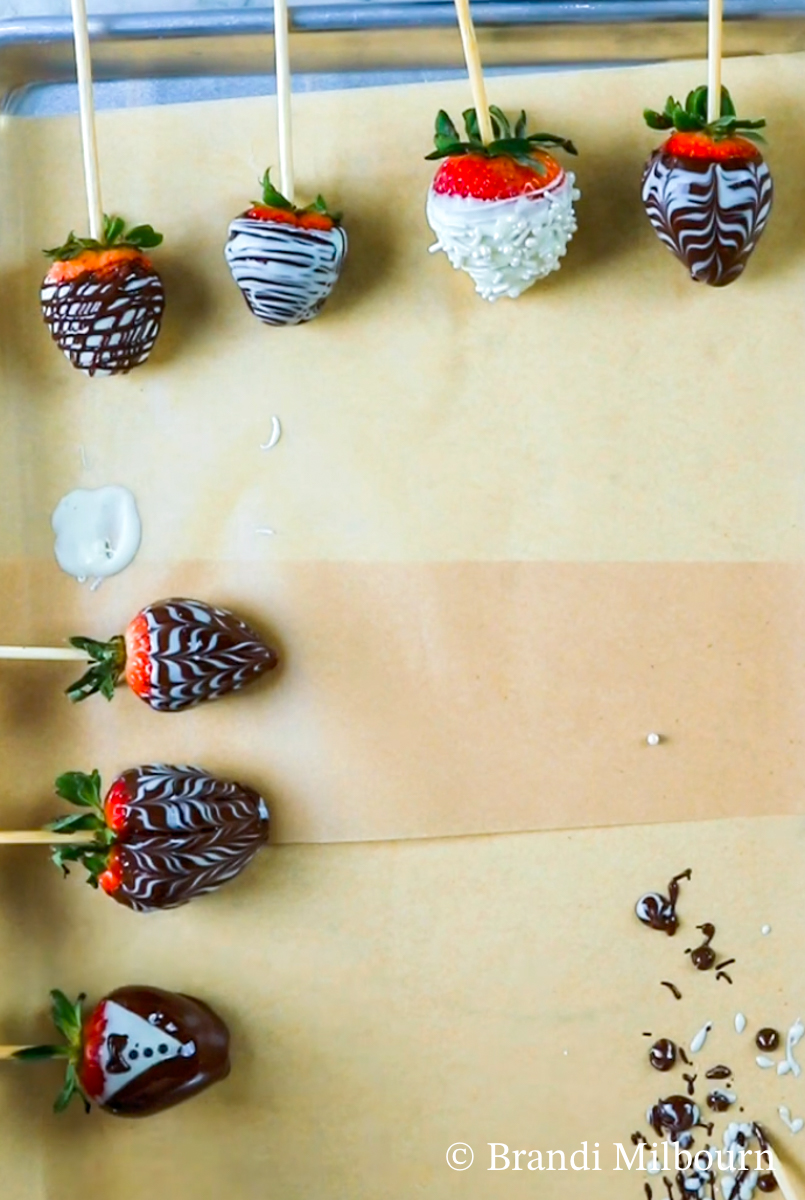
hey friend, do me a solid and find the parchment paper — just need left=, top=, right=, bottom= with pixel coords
left=1, top=51, right=805, bottom=1200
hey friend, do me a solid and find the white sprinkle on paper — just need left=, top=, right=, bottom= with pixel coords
left=781, top=1018, right=805, bottom=1078
left=79, top=444, right=88, bottom=470
left=735, top=1013, right=747, bottom=1034
left=761, top=925, right=771, bottom=936
left=691, top=1022, right=713, bottom=1054
left=260, top=416, right=282, bottom=451
left=646, top=732, right=661, bottom=746
left=779, top=1106, right=805, bottom=1135
left=756, top=1056, right=776, bottom=1069
left=255, top=527, right=276, bottom=536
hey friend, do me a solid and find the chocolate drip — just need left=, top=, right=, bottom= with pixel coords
left=687, top=923, right=717, bottom=971
left=756, top=1028, right=780, bottom=1052
left=705, top=1065, right=731, bottom=1080
left=648, top=1095, right=698, bottom=1140
left=650, top=1039, right=677, bottom=1072
left=682, top=1073, right=697, bottom=1097
left=636, top=869, right=691, bottom=935
left=40, top=258, right=165, bottom=376
left=661, top=981, right=683, bottom=999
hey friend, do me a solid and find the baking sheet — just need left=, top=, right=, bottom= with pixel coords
left=1, top=51, right=805, bottom=1200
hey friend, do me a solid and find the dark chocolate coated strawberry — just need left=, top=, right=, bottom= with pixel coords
left=41, top=215, right=165, bottom=376
left=66, top=597, right=278, bottom=711
left=642, top=86, right=773, bottom=286
left=48, top=764, right=270, bottom=912
left=13, top=987, right=230, bottom=1117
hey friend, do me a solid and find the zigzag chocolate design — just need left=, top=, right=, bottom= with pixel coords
left=642, top=150, right=773, bottom=287
left=140, top=599, right=277, bottom=712
left=110, top=764, right=269, bottom=912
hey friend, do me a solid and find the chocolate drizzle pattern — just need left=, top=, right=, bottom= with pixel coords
left=641, top=150, right=773, bottom=287
left=225, top=216, right=347, bottom=326
left=139, top=599, right=277, bottom=711
left=40, top=259, right=165, bottom=376
left=108, top=765, right=269, bottom=912
left=636, top=870, right=691, bottom=935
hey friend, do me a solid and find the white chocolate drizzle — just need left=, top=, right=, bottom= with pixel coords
left=260, top=416, right=282, bottom=451
left=778, top=1106, right=804, bottom=1135
left=735, top=1013, right=747, bottom=1034
left=777, top=1018, right=804, bottom=1077
left=691, top=1021, right=713, bottom=1054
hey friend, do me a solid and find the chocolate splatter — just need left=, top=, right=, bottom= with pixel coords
left=661, top=981, right=683, bottom=1000
left=687, top=923, right=717, bottom=971
left=682, top=1072, right=697, bottom=1097
left=648, top=1095, right=699, bottom=1140
left=650, top=1039, right=677, bottom=1072
left=706, top=1090, right=733, bottom=1112
left=705, top=1065, right=732, bottom=1080
left=756, top=1028, right=780, bottom=1052
left=636, top=870, right=692, bottom=936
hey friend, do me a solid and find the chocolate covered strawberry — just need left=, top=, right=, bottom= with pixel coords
left=225, top=170, right=347, bottom=325
left=41, top=215, right=165, bottom=376
left=425, top=106, right=579, bottom=301
left=66, top=597, right=278, bottom=710
left=642, top=86, right=773, bottom=286
left=48, top=764, right=270, bottom=911
left=12, top=986, right=229, bottom=1116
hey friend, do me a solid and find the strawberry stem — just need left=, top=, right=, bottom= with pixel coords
left=643, top=85, right=766, bottom=143
left=46, top=770, right=115, bottom=888
left=11, top=992, right=92, bottom=1113
left=252, top=169, right=340, bottom=224
left=426, top=106, right=578, bottom=165
left=65, top=635, right=126, bottom=703
left=43, top=214, right=163, bottom=262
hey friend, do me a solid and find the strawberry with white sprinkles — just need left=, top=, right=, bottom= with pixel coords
left=41, top=215, right=165, bottom=376
left=425, top=106, right=580, bottom=301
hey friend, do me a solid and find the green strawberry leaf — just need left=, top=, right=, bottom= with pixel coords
left=488, top=105, right=512, bottom=139
left=720, top=86, right=736, bottom=118
left=645, top=85, right=766, bottom=141
left=54, top=1063, right=80, bottom=1114
left=45, top=812, right=103, bottom=834
left=50, top=990, right=82, bottom=1044
left=462, top=107, right=482, bottom=144
left=43, top=217, right=163, bottom=262
left=644, top=108, right=674, bottom=130
left=259, top=169, right=294, bottom=211
left=124, top=224, right=163, bottom=249
left=435, top=109, right=460, bottom=143
left=514, top=110, right=527, bottom=139
left=54, top=770, right=102, bottom=811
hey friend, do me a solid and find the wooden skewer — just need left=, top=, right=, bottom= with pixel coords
left=452, top=0, right=494, bottom=146
left=70, top=0, right=104, bottom=240
left=273, top=0, right=295, bottom=204
left=0, top=831, right=97, bottom=846
left=707, top=0, right=724, bottom=123
left=0, top=646, right=87, bottom=662
left=0, top=1046, right=32, bottom=1059
left=769, top=1146, right=802, bottom=1200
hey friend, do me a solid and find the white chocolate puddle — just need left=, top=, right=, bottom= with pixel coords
left=52, top=485, right=141, bottom=584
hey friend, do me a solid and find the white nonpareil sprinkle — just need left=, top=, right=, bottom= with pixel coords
left=761, top=925, right=771, bottom=936
left=756, top=1056, right=776, bottom=1069
left=691, top=1022, right=713, bottom=1054
left=646, top=732, right=661, bottom=746
left=255, top=528, right=276, bottom=536
left=779, top=1106, right=805, bottom=1135
left=735, top=1013, right=747, bottom=1034
left=260, top=415, right=282, bottom=451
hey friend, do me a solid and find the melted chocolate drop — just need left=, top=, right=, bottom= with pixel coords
left=688, top=923, right=717, bottom=971
left=649, top=1095, right=698, bottom=1140
left=650, top=1039, right=677, bottom=1072
left=636, top=869, right=691, bottom=935
left=756, top=1028, right=780, bottom=1052
left=706, top=1091, right=733, bottom=1112
left=645, top=1186, right=653, bottom=1200
left=705, top=1065, right=732, bottom=1080
left=758, top=1174, right=778, bottom=1192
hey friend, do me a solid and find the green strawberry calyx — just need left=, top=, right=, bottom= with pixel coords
left=65, top=635, right=127, bottom=704
left=425, top=107, right=578, bottom=172
left=251, top=169, right=342, bottom=224
left=11, top=990, right=92, bottom=1114
left=643, top=86, right=766, bottom=143
left=45, top=769, right=115, bottom=889
left=43, top=213, right=163, bottom=262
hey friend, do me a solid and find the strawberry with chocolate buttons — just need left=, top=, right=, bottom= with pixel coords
left=642, top=86, right=773, bottom=286
left=66, top=597, right=278, bottom=711
left=48, top=764, right=270, bottom=912
left=41, top=214, right=165, bottom=376
left=225, top=169, right=347, bottom=326
left=425, top=106, right=580, bottom=301
left=12, top=986, right=230, bottom=1117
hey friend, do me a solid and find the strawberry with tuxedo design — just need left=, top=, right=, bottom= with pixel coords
left=12, top=986, right=230, bottom=1116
